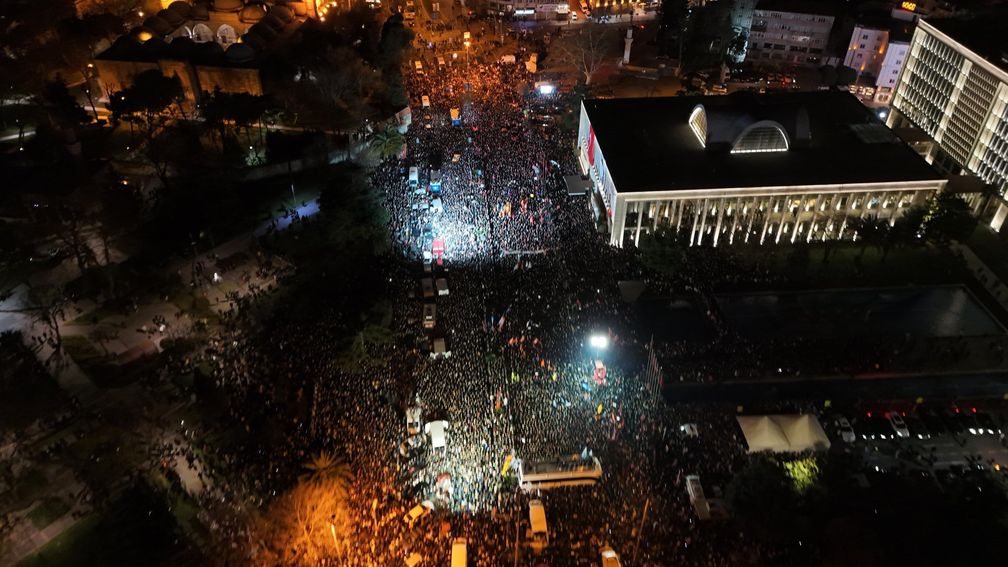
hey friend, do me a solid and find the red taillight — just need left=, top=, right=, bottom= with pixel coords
left=866, top=411, right=872, bottom=417
left=972, top=407, right=977, bottom=413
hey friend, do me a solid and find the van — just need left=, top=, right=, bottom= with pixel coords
left=436, top=278, right=449, bottom=296
left=600, top=546, right=622, bottom=566
left=408, top=166, right=419, bottom=188
left=528, top=499, right=548, bottom=551
left=423, top=303, right=436, bottom=329
left=414, top=60, right=423, bottom=73
left=406, top=405, right=422, bottom=436
left=421, top=278, right=435, bottom=298
left=429, top=169, right=442, bottom=194
left=422, top=95, right=431, bottom=108
left=451, top=537, right=467, bottom=567
left=403, top=501, right=432, bottom=528
left=437, top=56, right=446, bottom=67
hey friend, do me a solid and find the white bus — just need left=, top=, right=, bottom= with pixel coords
left=517, top=454, right=602, bottom=491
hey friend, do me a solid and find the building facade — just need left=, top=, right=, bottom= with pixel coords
left=578, top=93, right=946, bottom=247
left=887, top=18, right=1008, bottom=194
left=93, top=0, right=306, bottom=105
left=875, top=39, right=909, bottom=104
left=746, top=1, right=835, bottom=67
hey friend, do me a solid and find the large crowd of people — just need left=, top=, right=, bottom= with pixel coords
left=180, top=37, right=810, bottom=567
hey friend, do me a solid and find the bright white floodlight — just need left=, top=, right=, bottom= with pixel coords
left=589, top=335, right=608, bottom=349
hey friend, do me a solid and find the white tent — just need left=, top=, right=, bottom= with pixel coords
left=736, top=414, right=831, bottom=453
left=425, top=420, right=449, bottom=449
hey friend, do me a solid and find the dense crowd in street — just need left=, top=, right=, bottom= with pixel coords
left=161, top=42, right=825, bottom=566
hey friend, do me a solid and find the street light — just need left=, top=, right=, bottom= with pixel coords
left=464, top=40, right=470, bottom=72
left=589, top=335, right=608, bottom=349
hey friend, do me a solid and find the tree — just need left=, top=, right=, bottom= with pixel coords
left=639, top=228, right=686, bottom=276
left=258, top=452, right=354, bottom=564
left=559, top=23, right=614, bottom=86
left=38, top=78, right=89, bottom=132
left=24, top=284, right=72, bottom=351
left=300, top=451, right=352, bottom=488
left=849, top=215, right=889, bottom=259
left=836, top=66, right=858, bottom=86
left=369, top=123, right=404, bottom=160
left=108, top=69, right=184, bottom=143
left=924, top=193, right=977, bottom=244
left=787, top=242, right=811, bottom=272
left=657, top=0, right=689, bottom=59
left=726, top=455, right=798, bottom=543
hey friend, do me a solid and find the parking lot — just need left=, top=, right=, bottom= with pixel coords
left=829, top=405, right=1008, bottom=478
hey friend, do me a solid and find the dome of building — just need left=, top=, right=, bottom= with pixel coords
left=261, top=14, right=285, bottom=32
left=166, top=1, right=193, bottom=16
left=225, top=42, right=256, bottom=63
left=249, top=21, right=278, bottom=41
left=190, top=3, right=209, bottom=19
left=269, top=5, right=295, bottom=22
left=240, top=31, right=267, bottom=50
left=212, top=0, right=243, bottom=12
left=143, top=16, right=175, bottom=36
left=141, top=36, right=170, bottom=58
left=108, top=34, right=142, bottom=57
left=131, top=27, right=157, bottom=42
left=239, top=2, right=267, bottom=22
left=169, top=36, right=196, bottom=57
left=193, top=40, right=225, bottom=63
left=158, top=8, right=185, bottom=26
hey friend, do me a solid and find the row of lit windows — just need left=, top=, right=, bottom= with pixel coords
left=628, top=193, right=919, bottom=223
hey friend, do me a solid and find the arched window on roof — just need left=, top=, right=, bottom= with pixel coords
left=731, top=121, right=789, bottom=154
left=688, top=105, right=707, bottom=148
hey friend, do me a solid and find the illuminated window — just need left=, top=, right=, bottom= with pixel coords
left=688, top=105, right=708, bottom=148
left=731, top=121, right=789, bottom=153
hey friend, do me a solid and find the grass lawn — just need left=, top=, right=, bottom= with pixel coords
left=15, top=514, right=100, bottom=567
left=170, top=293, right=221, bottom=326
left=27, top=497, right=70, bottom=529
left=732, top=241, right=968, bottom=290
left=0, top=333, right=69, bottom=430
left=0, top=468, right=49, bottom=515
left=16, top=483, right=197, bottom=567
left=59, top=336, right=109, bottom=377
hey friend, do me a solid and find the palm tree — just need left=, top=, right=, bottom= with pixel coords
left=301, top=451, right=353, bottom=495
left=850, top=215, right=889, bottom=259
left=370, top=123, right=404, bottom=160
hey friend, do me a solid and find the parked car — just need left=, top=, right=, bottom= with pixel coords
left=976, top=411, right=1001, bottom=435
left=888, top=413, right=910, bottom=438
left=835, top=416, right=856, bottom=443
left=903, top=415, right=931, bottom=440
left=918, top=409, right=947, bottom=436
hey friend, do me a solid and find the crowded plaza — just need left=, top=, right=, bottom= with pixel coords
left=153, top=31, right=813, bottom=566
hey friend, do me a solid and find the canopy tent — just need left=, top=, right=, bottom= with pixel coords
left=736, top=414, right=831, bottom=453
left=425, top=420, right=449, bottom=449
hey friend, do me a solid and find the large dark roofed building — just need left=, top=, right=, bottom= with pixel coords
left=577, top=92, right=946, bottom=247
left=582, top=92, right=940, bottom=192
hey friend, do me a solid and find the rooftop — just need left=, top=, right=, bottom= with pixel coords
left=582, top=91, right=943, bottom=194
left=754, top=0, right=840, bottom=16
left=924, top=10, right=1008, bottom=72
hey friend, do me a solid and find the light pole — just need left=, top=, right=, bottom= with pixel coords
left=464, top=40, right=470, bottom=72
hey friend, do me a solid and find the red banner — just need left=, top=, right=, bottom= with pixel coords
left=588, top=126, right=596, bottom=166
